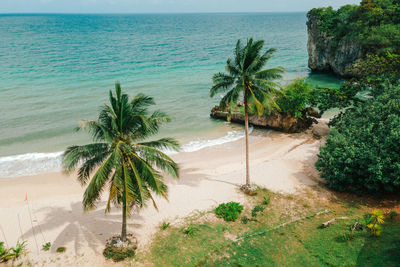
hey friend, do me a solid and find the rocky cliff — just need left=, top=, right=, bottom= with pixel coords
left=307, top=13, right=363, bottom=77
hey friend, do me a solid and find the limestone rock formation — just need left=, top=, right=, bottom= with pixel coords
left=307, top=13, right=363, bottom=77
left=210, top=106, right=318, bottom=133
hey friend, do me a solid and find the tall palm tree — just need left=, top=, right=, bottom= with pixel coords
left=210, top=38, right=284, bottom=187
left=62, top=82, right=179, bottom=241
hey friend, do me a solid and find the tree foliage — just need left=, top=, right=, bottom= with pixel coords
left=210, top=38, right=284, bottom=186
left=210, top=38, right=284, bottom=116
left=62, top=82, right=180, bottom=240
left=316, top=79, right=400, bottom=194
left=276, top=78, right=313, bottom=118
left=215, top=202, right=244, bottom=222
left=308, top=0, right=400, bottom=54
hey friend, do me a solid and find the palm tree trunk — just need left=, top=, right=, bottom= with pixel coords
left=121, top=198, right=127, bottom=241
left=121, top=161, right=128, bottom=242
left=244, top=86, right=250, bottom=186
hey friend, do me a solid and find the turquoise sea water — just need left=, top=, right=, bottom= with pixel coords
left=0, top=13, right=342, bottom=177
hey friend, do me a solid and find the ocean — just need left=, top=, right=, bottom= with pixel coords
left=0, top=13, right=342, bottom=178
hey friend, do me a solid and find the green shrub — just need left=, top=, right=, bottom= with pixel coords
left=42, top=242, right=51, bottom=251
left=183, top=225, right=200, bottom=236
left=160, top=222, right=170, bottom=230
left=241, top=216, right=250, bottom=224
left=11, top=241, right=27, bottom=259
left=215, top=202, right=244, bottom=222
left=251, top=205, right=265, bottom=218
left=316, top=80, right=400, bottom=194
left=56, top=247, right=66, bottom=253
left=0, top=242, right=11, bottom=263
left=0, top=241, right=27, bottom=263
left=262, top=196, right=270, bottom=205
left=276, top=78, right=313, bottom=118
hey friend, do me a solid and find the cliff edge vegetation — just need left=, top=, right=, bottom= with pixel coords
left=307, top=0, right=400, bottom=77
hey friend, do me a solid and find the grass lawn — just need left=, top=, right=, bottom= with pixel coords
left=137, top=188, right=400, bottom=267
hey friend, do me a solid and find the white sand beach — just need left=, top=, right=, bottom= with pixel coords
left=0, top=128, right=325, bottom=266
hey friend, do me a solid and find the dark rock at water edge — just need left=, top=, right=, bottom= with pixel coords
left=210, top=106, right=319, bottom=133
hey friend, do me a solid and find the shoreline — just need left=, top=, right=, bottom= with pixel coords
left=0, top=125, right=247, bottom=179
left=0, top=129, right=324, bottom=266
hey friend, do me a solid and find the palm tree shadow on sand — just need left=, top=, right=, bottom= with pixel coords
left=22, top=201, right=145, bottom=254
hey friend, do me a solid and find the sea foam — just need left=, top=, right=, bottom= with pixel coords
left=0, top=130, right=246, bottom=178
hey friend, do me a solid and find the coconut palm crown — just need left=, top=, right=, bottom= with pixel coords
left=62, top=82, right=179, bottom=241
left=210, top=38, right=284, bottom=186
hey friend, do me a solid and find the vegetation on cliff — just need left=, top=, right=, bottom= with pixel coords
left=307, top=0, right=400, bottom=76
left=308, top=0, right=400, bottom=54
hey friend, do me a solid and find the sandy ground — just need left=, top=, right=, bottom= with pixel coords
left=0, top=129, right=325, bottom=266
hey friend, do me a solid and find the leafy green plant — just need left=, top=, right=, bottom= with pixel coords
left=276, top=78, right=314, bottom=118
left=10, top=241, right=27, bottom=259
left=365, top=210, right=385, bottom=237
left=56, top=247, right=66, bottom=253
left=215, top=202, right=244, bottom=222
left=0, top=241, right=28, bottom=262
left=160, top=222, right=170, bottom=231
left=389, top=210, right=398, bottom=221
left=0, top=242, right=11, bottom=263
left=262, top=196, right=270, bottom=205
left=241, top=216, right=257, bottom=224
left=241, top=216, right=250, bottom=224
left=340, top=232, right=355, bottom=242
left=183, top=225, right=200, bottom=237
left=251, top=205, right=265, bottom=218
left=316, top=80, right=400, bottom=194
left=42, top=242, right=51, bottom=251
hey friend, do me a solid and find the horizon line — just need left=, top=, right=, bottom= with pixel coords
left=0, top=11, right=309, bottom=15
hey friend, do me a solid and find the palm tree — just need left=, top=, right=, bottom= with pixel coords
left=210, top=38, right=284, bottom=187
left=62, top=82, right=179, bottom=241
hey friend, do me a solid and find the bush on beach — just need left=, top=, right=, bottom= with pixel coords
left=215, top=202, right=244, bottom=222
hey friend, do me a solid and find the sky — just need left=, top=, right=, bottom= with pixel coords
left=1, top=0, right=361, bottom=14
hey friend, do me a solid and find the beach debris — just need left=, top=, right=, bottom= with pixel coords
left=240, top=184, right=258, bottom=196
left=350, top=221, right=363, bottom=233
left=320, top=217, right=348, bottom=228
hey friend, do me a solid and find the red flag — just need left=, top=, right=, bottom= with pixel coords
left=25, top=193, right=27, bottom=201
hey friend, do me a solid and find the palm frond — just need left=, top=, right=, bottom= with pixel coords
left=82, top=148, right=119, bottom=211
left=139, top=137, right=180, bottom=152
left=219, top=85, right=241, bottom=112
left=62, top=143, right=109, bottom=174
left=255, top=66, right=285, bottom=80
left=135, top=144, right=179, bottom=178
left=210, top=73, right=235, bottom=97
left=62, top=81, right=179, bottom=221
